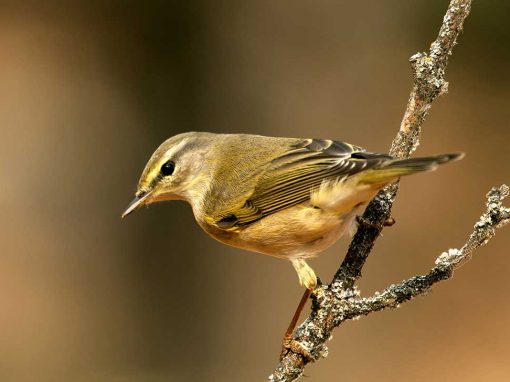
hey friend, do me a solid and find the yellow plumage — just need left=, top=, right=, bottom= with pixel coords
left=123, top=132, right=463, bottom=289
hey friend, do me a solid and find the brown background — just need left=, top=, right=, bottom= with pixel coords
left=1, top=1, right=509, bottom=381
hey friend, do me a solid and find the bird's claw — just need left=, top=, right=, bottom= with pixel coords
left=280, top=337, right=314, bottom=362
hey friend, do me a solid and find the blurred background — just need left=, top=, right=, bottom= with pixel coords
left=1, top=1, right=509, bottom=381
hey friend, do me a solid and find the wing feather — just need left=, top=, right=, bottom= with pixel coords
left=214, top=138, right=391, bottom=229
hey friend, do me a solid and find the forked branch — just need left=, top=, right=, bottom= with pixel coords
left=335, top=0, right=473, bottom=289
left=269, top=186, right=508, bottom=381
left=265, top=1, right=507, bottom=381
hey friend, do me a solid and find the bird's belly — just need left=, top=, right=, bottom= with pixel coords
left=203, top=205, right=358, bottom=260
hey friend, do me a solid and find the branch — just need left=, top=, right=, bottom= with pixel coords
left=268, top=1, right=483, bottom=380
left=269, top=185, right=509, bottom=381
left=269, top=185, right=510, bottom=382
left=338, top=185, right=510, bottom=319
left=335, top=0, right=472, bottom=289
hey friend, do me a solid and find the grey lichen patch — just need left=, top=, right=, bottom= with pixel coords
left=435, top=185, right=509, bottom=270
left=487, top=185, right=510, bottom=225
left=410, top=52, right=447, bottom=101
left=413, top=0, right=471, bottom=101
left=434, top=0, right=471, bottom=62
left=435, top=248, right=461, bottom=266
left=268, top=353, right=304, bottom=382
left=460, top=185, right=510, bottom=254
left=390, top=128, right=422, bottom=158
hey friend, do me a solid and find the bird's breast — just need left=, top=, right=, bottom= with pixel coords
left=195, top=204, right=358, bottom=259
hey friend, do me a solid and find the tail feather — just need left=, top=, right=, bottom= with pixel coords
left=356, top=152, right=464, bottom=185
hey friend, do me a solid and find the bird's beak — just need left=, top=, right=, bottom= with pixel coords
left=121, top=191, right=151, bottom=218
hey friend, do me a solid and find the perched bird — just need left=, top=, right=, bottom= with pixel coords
left=122, top=132, right=462, bottom=290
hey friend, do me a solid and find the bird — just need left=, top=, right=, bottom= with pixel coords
left=122, top=132, right=463, bottom=291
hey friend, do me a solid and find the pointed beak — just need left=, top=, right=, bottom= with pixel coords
left=121, top=191, right=151, bottom=218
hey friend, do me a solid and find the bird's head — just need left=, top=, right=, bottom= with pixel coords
left=122, top=132, right=213, bottom=218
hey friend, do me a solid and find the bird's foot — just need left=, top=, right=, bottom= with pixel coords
left=279, top=287, right=313, bottom=362
left=280, top=337, right=314, bottom=362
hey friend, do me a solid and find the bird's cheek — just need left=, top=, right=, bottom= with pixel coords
left=150, top=189, right=182, bottom=203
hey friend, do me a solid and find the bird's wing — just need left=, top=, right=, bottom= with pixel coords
left=214, top=138, right=392, bottom=230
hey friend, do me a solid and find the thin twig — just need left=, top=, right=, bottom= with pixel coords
left=333, top=185, right=510, bottom=323
left=268, top=1, right=483, bottom=380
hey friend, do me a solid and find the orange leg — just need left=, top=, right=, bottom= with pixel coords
left=280, top=288, right=311, bottom=360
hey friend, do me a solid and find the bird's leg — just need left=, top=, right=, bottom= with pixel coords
left=280, top=259, right=316, bottom=361
left=280, top=288, right=311, bottom=360
left=291, top=258, right=317, bottom=290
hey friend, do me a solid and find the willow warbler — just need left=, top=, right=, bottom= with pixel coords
left=122, top=132, right=462, bottom=290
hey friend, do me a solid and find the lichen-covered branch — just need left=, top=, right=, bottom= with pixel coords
left=346, top=185, right=510, bottom=317
left=335, top=0, right=472, bottom=289
left=269, top=186, right=509, bottom=382
left=268, top=1, right=480, bottom=381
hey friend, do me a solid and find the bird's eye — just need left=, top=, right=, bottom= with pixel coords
left=160, top=160, right=175, bottom=176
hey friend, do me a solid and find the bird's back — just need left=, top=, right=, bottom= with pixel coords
left=200, top=134, right=304, bottom=223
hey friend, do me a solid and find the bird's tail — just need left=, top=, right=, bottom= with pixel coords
left=356, top=152, right=464, bottom=186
